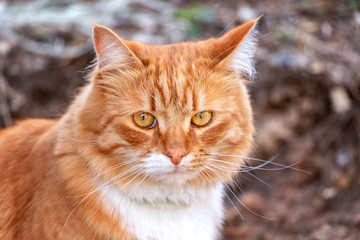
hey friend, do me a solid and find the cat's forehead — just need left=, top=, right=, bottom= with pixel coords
left=135, top=43, right=216, bottom=113
left=145, top=64, right=202, bottom=115
left=140, top=42, right=212, bottom=68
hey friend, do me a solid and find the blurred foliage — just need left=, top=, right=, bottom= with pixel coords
left=175, top=6, right=214, bottom=38
left=274, top=26, right=295, bottom=44
left=348, top=0, right=359, bottom=11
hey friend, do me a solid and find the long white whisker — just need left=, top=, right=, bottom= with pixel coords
left=245, top=171, right=272, bottom=188
left=206, top=158, right=245, bottom=167
left=207, top=153, right=309, bottom=174
left=206, top=163, right=241, bottom=173
left=206, top=159, right=262, bottom=172
left=61, top=165, right=142, bottom=236
left=206, top=166, right=274, bottom=221
left=130, top=171, right=150, bottom=193
left=113, top=168, right=144, bottom=191
left=207, top=159, right=291, bottom=173
left=206, top=160, right=255, bottom=171
left=82, top=169, right=148, bottom=230
left=203, top=167, right=244, bottom=220
left=207, top=153, right=279, bottom=166
left=249, top=161, right=302, bottom=171
left=82, top=159, right=138, bottom=186
left=68, top=164, right=141, bottom=198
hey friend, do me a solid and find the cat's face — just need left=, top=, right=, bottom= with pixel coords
left=78, top=20, right=259, bottom=190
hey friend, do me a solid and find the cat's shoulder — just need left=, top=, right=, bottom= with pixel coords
left=0, top=119, right=57, bottom=139
left=0, top=119, right=58, bottom=161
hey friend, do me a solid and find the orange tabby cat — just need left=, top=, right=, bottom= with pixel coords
left=0, top=17, right=260, bottom=240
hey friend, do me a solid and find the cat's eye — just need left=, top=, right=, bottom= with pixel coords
left=191, top=111, right=213, bottom=127
left=132, top=112, right=156, bottom=129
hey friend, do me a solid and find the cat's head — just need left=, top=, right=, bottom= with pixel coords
left=76, top=18, right=260, bottom=190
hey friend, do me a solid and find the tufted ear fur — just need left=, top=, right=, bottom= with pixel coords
left=211, top=17, right=261, bottom=79
left=92, top=24, right=142, bottom=69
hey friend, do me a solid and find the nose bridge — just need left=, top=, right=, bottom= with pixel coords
left=164, top=127, right=187, bottom=151
left=163, top=127, right=189, bottom=165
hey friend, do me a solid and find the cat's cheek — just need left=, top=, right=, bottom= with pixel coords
left=115, top=123, right=151, bottom=147
left=221, top=126, right=244, bottom=145
left=197, top=121, right=229, bottom=147
left=96, top=126, right=129, bottom=151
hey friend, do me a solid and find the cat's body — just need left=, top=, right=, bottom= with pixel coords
left=0, top=18, right=259, bottom=240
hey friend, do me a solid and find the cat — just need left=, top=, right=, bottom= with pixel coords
left=0, top=17, right=260, bottom=240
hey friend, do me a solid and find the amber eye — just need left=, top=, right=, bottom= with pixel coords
left=191, top=111, right=213, bottom=127
left=132, top=112, right=156, bottom=129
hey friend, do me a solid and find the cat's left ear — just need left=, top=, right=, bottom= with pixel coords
left=212, top=17, right=261, bottom=79
left=92, top=24, right=142, bottom=69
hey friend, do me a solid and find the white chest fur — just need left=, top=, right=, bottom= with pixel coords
left=100, top=183, right=225, bottom=240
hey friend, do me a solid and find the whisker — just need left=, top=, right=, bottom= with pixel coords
left=207, top=160, right=264, bottom=174
left=203, top=167, right=244, bottom=220
left=206, top=153, right=310, bottom=174
left=248, top=157, right=309, bottom=173
left=245, top=171, right=272, bottom=188
left=129, top=171, right=150, bottom=193
left=206, top=163, right=241, bottom=173
left=206, top=159, right=256, bottom=172
left=82, top=169, right=148, bottom=230
left=61, top=165, right=143, bottom=236
left=82, top=159, right=138, bottom=187
left=112, top=168, right=144, bottom=191
left=68, top=164, right=141, bottom=198
left=206, top=166, right=274, bottom=221
left=207, top=161, right=280, bottom=187
left=206, top=158, right=245, bottom=166
left=207, top=153, right=279, bottom=164
left=207, top=158, right=293, bottom=173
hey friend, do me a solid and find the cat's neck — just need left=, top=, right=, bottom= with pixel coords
left=102, top=178, right=224, bottom=207
left=99, top=182, right=225, bottom=240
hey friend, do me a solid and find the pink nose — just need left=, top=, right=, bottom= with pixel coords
left=165, top=149, right=188, bottom=166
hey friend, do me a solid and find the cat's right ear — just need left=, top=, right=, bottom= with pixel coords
left=92, top=24, right=142, bottom=69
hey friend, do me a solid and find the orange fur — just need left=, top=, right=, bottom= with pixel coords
left=0, top=18, right=259, bottom=239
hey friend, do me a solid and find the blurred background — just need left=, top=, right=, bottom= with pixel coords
left=0, top=0, right=359, bottom=239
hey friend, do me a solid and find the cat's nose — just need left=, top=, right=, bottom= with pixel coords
left=165, top=149, right=188, bottom=166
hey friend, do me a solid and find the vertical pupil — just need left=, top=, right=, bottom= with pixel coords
left=199, top=112, right=203, bottom=119
left=141, top=113, right=146, bottom=121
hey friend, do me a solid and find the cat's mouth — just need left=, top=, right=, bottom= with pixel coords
left=140, top=153, right=203, bottom=183
left=149, top=165, right=195, bottom=176
left=145, top=165, right=200, bottom=184
left=165, top=166, right=190, bottom=174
